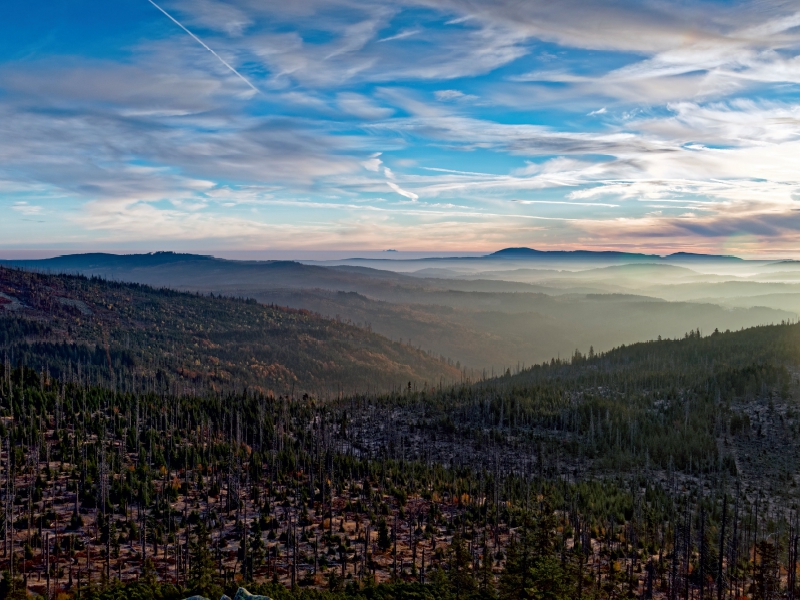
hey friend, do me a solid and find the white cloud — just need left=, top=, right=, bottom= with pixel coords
left=514, top=199, right=619, bottom=208
left=11, top=202, right=44, bottom=216
left=435, top=89, right=479, bottom=102
left=171, top=0, right=253, bottom=36
left=337, top=92, right=394, bottom=119
left=387, top=181, right=419, bottom=201
left=361, top=153, right=383, bottom=171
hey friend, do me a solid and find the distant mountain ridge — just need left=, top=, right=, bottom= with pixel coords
left=0, top=248, right=748, bottom=268
left=1, top=251, right=215, bottom=271
left=1, top=250, right=792, bottom=372
left=489, top=247, right=742, bottom=261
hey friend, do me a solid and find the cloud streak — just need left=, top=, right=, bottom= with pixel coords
left=146, top=0, right=260, bottom=93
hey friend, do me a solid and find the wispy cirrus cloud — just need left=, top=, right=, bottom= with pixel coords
left=11, top=202, right=44, bottom=216
left=1, top=0, right=800, bottom=255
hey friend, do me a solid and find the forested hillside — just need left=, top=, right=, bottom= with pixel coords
left=0, top=267, right=461, bottom=397
left=4, top=252, right=794, bottom=371
left=0, top=318, right=798, bottom=599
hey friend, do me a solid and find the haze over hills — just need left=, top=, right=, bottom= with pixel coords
left=3, top=249, right=797, bottom=371
left=0, top=266, right=462, bottom=395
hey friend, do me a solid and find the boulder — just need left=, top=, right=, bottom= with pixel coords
left=233, top=589, right=271, bottom=600
left=182, top=587, right=269, bottom=600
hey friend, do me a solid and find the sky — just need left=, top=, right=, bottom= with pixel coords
left=2, top=0, right=800, bottom=258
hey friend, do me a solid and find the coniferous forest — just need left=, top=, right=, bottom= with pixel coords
left=1, top=268, right=800, bottom=599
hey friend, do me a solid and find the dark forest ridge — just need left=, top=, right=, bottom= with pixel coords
left=0, top=266, right=461, bottom=395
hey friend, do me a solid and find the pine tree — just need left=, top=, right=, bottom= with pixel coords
left=753, top=540, right=780, bottom=600
left=248, top=520, right=266, bottom=582
left=527, top=554, right=571, bottom=600
left=480, top=539, right=495, bottom=596
left=189, top=521, right=217, bottom=597
left=448, top=534, right=477, bottom=599
left=377, top=518, right=391, bottom=551
left=499, top=537, right=528, bottom=600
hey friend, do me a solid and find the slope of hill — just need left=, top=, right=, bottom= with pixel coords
left=2, top=252, right=794, bottom=371
left=0, top=267, right=461, bottom=395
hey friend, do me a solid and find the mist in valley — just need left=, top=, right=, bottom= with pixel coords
left=6, top=248, right=798, bottom=372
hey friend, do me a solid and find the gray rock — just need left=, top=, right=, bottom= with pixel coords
left=233, top=588, right=271, bottom=600
left=182, top=587, right=268, bottom=600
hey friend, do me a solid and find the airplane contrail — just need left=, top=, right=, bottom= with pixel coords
left=146, top=0, right=259, bottom=93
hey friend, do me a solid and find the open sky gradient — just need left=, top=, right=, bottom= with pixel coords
left=2, top=0, right=800, bottom=257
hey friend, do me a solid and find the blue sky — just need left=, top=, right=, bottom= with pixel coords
left=2, top=0, right=800, bottom=257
